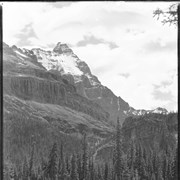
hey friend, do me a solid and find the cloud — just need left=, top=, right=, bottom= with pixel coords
left=153, top=80, right=173, bottom=89
left=76, top=35, right=118, bottom=49
left=152, top=89, right=174, bottom=101
left=118, top=73, right=130, bottom=78
left=2, top=2, right=177, bottom=111
left=144, top=38, right=176, bottom=53
left=48, top=2, right=74, bottom=8
left=15, top=23, right=38, bottom=47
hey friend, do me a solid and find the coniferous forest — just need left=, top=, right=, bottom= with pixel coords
left=3, top=114, right=178, bottom=180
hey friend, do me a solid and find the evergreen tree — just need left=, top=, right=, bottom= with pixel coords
left=146, top=153, right=153, bottom=179
left=157, top=165, right=164, bottom=180
left=97, top=165, right=103, bottom=180
left=45, top=142, right=58, bottom=180
left=82, top=133, right=88, bottom=180
left=134, top=169, right=139, bottom=180
left=122, top=157, right=130, bottom=180
left=29, top=142, right=35, bottom=179
left=88, top=158, right=95, bottom=180
left=127, top=139, right=136, bottom=179
left=9, top=164, right=15, bottom=180
left=160, top=121, right=169, bottom=152
left=66, top=155, right=71, bottom=175
left=22, top=157, right=29, bottom=180
left=162, top=153, right=169, bottom=180
left=70, top=154, right=79, bottom=180
left=104, top=162, right=109, bottom=180
left=109, top=164, right=115, bottom=180
left=114, top=117, right=123, bottom=180
left=16, top=164, right=23, bottom=180
left=134, top=144, right=140, bottom=174
left=150, top=173, right=156, bottom=180
left=139, top=150, right=147, bottom=179
left=58, top=143, right=68, bottom=179
left=171, top=148, right=178, bottom=179
left=77, top=154, right=83, bottom=180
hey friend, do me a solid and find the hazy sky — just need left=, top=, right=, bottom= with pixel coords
left=2, top=2, right=177, bottom=111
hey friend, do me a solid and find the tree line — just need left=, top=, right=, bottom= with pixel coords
left=4, top=117, right=178, bottom=180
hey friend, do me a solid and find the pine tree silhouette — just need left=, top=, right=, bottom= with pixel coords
left=114, top=117, right=123, bottom=180
left=45, top=142, right=58, bottom=180
left=70, top=153, right=79, bottom=180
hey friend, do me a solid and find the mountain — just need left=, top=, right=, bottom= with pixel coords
left=7, top=42, right=170, bottom=123
left=127, top=107, right=168, bottom=116
left=22, top=42, right=133, bottom=123
left=3, top=42, right=116, bottom=166
left=3, top=41, right=176, bottom=170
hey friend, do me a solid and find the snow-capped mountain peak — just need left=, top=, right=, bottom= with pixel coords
left=53, top=42, right=74, bottom=55
left=29, top=42, right=101, bottom=87
left=9, top=41, right=169, bottom=123
left=127, top=107, right=168, bottom=116
left=151, top=107, right=168, bottom=114
left=31, top=45, right=83, bottom=77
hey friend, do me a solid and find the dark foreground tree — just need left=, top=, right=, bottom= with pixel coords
left=70, top=153, right=79, bottom=180
left=29, top=142, right=35, bottom=179
left=45, top=142, right=58, bottom=180
left=153, top=3, right=179, bottom=26
left=82, top=133, right=88, bottom=180
left=114, top=117, right=123, bottom=180
left=23, top=157, right=29, bottom=180
left=104, top=162, right=109, bottom=180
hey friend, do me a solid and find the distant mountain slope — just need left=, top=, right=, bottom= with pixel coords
left=93, top=112, right=177, bottom=162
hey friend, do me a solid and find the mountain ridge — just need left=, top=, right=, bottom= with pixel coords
left=5, top=42, right=169, bottom=124
left=3, top=41, right=177, bottom=176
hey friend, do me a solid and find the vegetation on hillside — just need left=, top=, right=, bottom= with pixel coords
left=3, top=112, right=178, bottom=180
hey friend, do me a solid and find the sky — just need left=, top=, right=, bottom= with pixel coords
left=2, top=1, right=178, bottom=112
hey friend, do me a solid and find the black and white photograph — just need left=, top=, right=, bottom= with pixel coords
left=2, top=1, right=178, bottom=180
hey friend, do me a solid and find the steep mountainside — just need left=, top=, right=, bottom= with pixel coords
left=3, top=42, right=115, bottom=166
left=5, top=42, right=169, bottom=124
left=4, top=43, right=110, bottom=122
left=22, top=42, right=133, bottom=123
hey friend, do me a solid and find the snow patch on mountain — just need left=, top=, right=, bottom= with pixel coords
left=15, top=50, right=28, bottom=58
left=32, top=49, right=83, bottom=76
left=128, top=107, right=168, bottom=116
left=151, top=107, right=168, bottom=114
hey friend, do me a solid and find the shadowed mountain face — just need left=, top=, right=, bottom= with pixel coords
left=94, top=112, right=177, bottom=163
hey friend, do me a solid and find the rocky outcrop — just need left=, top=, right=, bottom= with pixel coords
left=53, top=42, right=73, bottom=55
